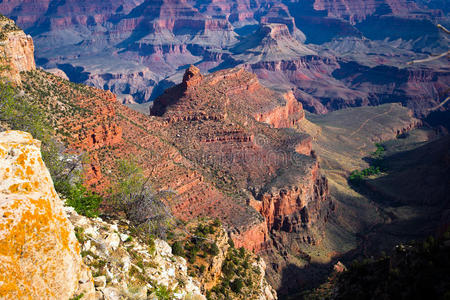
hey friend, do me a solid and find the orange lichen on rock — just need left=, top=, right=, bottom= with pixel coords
left=0, top=131, right=95, bottom=299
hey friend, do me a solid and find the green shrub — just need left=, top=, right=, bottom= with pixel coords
left=199, top=265, right=206, bottom=274
left=172, top=241, right=184, bottom=256
left=64, top=183, right=103, bottom=218
left=208, top=243, right=220, bottom=256
left=238, top=247, right=246, bottom=258
left=212, top=218, right=222, bottom=227
left=230, top=278, right=244, bottom=293
left=228, top=238, right=235, bottom=248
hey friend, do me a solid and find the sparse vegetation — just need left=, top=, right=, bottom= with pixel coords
left=0, top=79, right=104, bottom=216
left=208, top=245, right=264, bottom=299
left=154, top=285, right=175, bottom=300
left=305, top=231, right=450, bottom=299
left=63, top=183, right=103, bottom=217
left=349, top=143, right=386, bottom=185
left=69, top=293, right=84, bottom=300
left=109, top=159, right=175, bottom=240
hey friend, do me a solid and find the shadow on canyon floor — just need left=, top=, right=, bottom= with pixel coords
left=277, top=134, right=450, bottom=299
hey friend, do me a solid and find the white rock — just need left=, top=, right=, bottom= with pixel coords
left=120, top=233, right=129, bottom=242
left=84, top=226, right=99, bottom=238
left=121, top=255, right=131, bottom=272
left=126, top=286, right=147, bottom=300
left=83, top=240, right=92, bottom=252
left=167, top=267, right=175, bottom=277
left=105, top=233, right=121, bottom=251
left=155, top=240, right=172, bottom=256
left=102, top=287, right=121, bottom=300
left=94, top=276, right=107, bottom=289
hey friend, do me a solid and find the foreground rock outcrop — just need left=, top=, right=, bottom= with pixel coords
left=0, top=131, right=95, bottom=299
left=65, top=207, right=206, bottom=300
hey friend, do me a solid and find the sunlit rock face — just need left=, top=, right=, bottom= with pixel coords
left=0, top=131, right=95, bottom=299
left=0, top=16, right=36, bottom=83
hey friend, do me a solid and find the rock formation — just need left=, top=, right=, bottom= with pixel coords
left=150, top=67, right=334, bottom=284
left=0, top=15, right=35, bottom=83
left=18, top=59, right=333, bottom=291
left=65, top=207, right=206, bottom=300
left=0, top=131, right=95, bottom=299
left=1, top=1, right=446, bottom=116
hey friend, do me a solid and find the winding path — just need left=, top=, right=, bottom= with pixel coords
left=350, top=105, right=394, bottom=137
left=429, top=96, right=450, bottom=111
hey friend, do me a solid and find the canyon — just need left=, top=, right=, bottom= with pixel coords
left=0, top=4, right=448, bottom=298
left=8, top=21, right=334, bottom=291
left=0, top=0, right=448, bottom=116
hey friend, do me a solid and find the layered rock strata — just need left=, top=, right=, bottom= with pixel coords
left=19, top=63, right=333, bottom=291
left=151, top=66, right=333, bottom=255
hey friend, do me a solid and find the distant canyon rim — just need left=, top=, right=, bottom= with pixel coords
left=0, top=0, right=448, bottom=117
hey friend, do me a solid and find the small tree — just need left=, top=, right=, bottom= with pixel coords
left=110, top=159, right=175, bottom=240
left=230, top=278, right=244, bottom=293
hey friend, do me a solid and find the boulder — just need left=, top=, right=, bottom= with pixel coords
left=0, top=131, right=95, bottom=299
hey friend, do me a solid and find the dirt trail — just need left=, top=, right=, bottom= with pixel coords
left=350, top=105, right=394, bottom=137
left=429, top=96, right=450, bottom=111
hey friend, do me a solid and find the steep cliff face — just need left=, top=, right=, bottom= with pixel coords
left=0, top=131, right=95, bottom=299
left=312, top=0, right=418, bottom=23
left=250, top=162, right=331, bottom=237
left=254, top=91, right=306, bottom=129
left=0, top=16, right=35, bottom=83
left=151, top=67, right=334, bottom=258
left=0, top=0, right=445, bottom=116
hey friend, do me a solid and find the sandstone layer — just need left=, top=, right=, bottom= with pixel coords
left=0, top=131, right=95, bottom=299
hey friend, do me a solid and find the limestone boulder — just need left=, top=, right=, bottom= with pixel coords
left=0, top=131, right=95, bottom=299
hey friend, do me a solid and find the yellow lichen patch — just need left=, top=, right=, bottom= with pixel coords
left=15, top=152, right=27, bottom=167
left=25, top=166, right=33, bottom=176
left=14, top=167, right=24, bottom=178
left=8, top=183, right=19, bottom=193
left=0, top=131, right=88, bottom=299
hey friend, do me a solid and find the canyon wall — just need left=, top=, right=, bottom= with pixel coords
left=1, top=0, right=446, bottom=114
left=150, top=66, right=334, bottom=261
